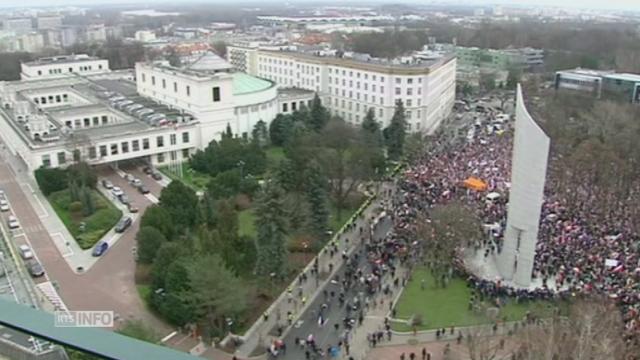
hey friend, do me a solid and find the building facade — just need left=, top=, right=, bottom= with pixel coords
left=554, top=68, right=640, bottom=103
left=21, top=55, right=110, bottom=80
left=228, top=46, right=457, bottom=134
left=4, top=18, right=32, bottom=35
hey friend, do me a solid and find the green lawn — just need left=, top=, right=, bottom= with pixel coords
left=329, top=201, right=360, bottom=233
left=392, top=267, right=562, bottom=331
left=266, top=146, right=286, bottom=167
left=159, top=163, right=210, bottom=191
left=238, top=209, right=256, bottom=238
left=48, top=189, right=123, bottom=250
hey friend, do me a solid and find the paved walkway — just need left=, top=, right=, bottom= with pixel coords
left=234, top=183, right=393, bottom=358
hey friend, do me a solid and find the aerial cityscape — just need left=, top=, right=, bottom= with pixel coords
left=0, top=0, right=639, bottom=359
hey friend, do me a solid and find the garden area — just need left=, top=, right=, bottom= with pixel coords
left=34, top=163, right=122, bottom=249
left=392, top=267, right=564, bottom=332
left=133, top=97, right=402, bottom=341
left=49, top=189, right=122, bottom=249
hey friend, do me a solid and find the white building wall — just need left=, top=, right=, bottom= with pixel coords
left=255, top=52, right=456, bottom=133
left=21, top=59, right=110, bottom=80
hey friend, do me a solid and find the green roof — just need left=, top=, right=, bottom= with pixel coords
left=0, top=299, right=198, bottom=360
left=232, top=73, right=273, bottom=95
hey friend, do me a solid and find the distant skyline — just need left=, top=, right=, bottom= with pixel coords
left=0, top=0, right=639, bottom=12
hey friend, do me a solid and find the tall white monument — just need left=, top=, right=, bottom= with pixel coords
left=496, top=84, right=550, bottom=287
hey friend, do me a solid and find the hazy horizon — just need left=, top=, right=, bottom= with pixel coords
left=0, top=0, right=639, bottom=12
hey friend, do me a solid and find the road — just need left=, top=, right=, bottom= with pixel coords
left=280, top=215, right=393, bottom=360
left=0, top=144, right=171, bottom=333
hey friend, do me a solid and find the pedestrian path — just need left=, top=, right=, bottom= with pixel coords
left=37, top=281, right=68, bottom=312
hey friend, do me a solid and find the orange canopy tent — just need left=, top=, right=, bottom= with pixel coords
left=463, top=177, right=488, bottom=191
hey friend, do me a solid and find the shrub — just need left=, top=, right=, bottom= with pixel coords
left=34, top=167, right=68, bottom=195
left=235, top=194, right=251, bottom=210
left=69, top=201, right=83, bottom=213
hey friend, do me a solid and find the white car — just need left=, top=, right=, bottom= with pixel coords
left=18, top=245, right=33, bottom=260
left=0, top=199, right=9, bottom=212
left=7, top=215, right=19, bottom=229
left=111, top=186, right=124, bottom=198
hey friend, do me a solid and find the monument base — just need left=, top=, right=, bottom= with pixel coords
left=462, top=246, right=565, bottom=292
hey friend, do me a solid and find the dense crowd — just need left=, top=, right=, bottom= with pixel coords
left=395, top=113, right=640, bottom=346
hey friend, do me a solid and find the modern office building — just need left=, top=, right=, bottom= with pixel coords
left=227, top=45, right=457, bottom=133
left=21, top=54, right=111, bottom=80
left=0, top=53, right=310, bottom=172
left=455, top=46, right=544, bottom=71
left=553, top=68, right=640, bottom=104
left=13, top=32, right=45, bottom=53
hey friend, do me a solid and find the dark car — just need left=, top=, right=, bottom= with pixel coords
left=28, top=260, right=45, bottom=277
left=115, top=217, right=132, bottom=233
left=143, top=166, right=153, bottom=174
left=151, top=172, right=162, bottom=181
left=138, top=185, right=150, bottom=194
left=118, top=194, right=130, bottom=205
left=92, top=241, right=109, bottom=257
left=101, top=179, right=113, bottom=189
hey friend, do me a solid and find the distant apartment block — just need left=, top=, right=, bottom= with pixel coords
left=36, top=16, right=63, bottom=30
left=3, top=18, right=32, bottom=35
left=227, top=45, right=457, bottom=134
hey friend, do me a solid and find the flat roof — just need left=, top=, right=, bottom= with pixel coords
left=23, top=55, right=103, bottom=67
left=0, top=299, right=198, bottom=360
left=603, top=73, right=640, bottom=82
left=233, top=72, right=274, bottom=95
left=277, top=87, right=315, bottom=99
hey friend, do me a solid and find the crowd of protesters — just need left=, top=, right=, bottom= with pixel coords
left=395, top=113, right=640, bottom=347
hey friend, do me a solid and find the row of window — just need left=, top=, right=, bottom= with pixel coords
left=281, top=99, right=313, bottom=113
left=33, top=93, right=69, bottom=105
left=35, top=64, right=103, bottom=76
left=335, top=109, right=421, bottom=129
left=141, top=72, right=222, bottom=103
left=64, top=115, right=109, bottom=129
left=92, top=132, right=190, bottom=159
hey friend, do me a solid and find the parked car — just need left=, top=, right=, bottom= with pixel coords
left=114, top=217, right=132, bottom=233
left=101, top=179, right=113, bottom=189
left=151, top=172, right=162, bottom=181
left=111, top=186, right=124, bottom=198
left=127, top=203, right=139, bottom=213
left=92, top=241, right=109, bottom=257
left=28, top=260, right=45, bottom=277
left=137, top=185, right=150, bottom=194
left=142, top=166, right=153, bottom=175
left=0, top=199, right=9, bottom=212
left=18, top=244, right=33, bottom=260
left=130, top=178, right=142, bottom=188
left=118, top=194, right=130, bottom=205
left=7, top=215, right=19, bottom=229
left=124, top=173, right=134, bottom=182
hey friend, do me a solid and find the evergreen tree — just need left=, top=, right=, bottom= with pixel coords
left=309, top=94, right=330, bottom=131
left=81, top=186, right=95, bottom=216
left=223, top=123, right=233, bottom=139
left=362, top=107, right=383, bottom=145
left=69, top=180, right=80, bottom=202
left=251, top=120, right=269, bottom=147
left=304, top=160, right=330, bottom=245
left=385, top=100, right=407, bottom=161
left=254, top=182, right=288, bottom=280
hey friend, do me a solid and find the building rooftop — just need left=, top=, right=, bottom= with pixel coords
left=603, top=73, right=640, bottom=82
left=23, top=54, right=101, bottom=66
left=185, top=52, right=233, bottom=72
left=556, top=68, right=615, bottom=77
left=233, top=73, right=274, bottom=95
left=277, top=87, right=316, bottom=99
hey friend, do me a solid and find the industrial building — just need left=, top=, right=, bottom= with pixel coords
left=554, top=68, right=640, bottom=103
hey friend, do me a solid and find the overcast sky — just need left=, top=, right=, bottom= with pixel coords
left=0, top=0, right=639, bottom=11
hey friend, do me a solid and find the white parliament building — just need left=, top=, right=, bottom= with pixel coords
left=0, top=48, right=456, bottom=173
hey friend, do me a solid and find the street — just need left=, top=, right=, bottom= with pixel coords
left=279, top=215, right=394, bottom=359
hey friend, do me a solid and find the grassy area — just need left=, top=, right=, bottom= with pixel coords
left=392, top=267, right=562, bottom=332
left=137, top=284, right=151, bottom=304
left=49, top=189, right=122, bottom=249
left=266, top=146, right=286, bottom=167
left=238, top=209, right=256, bottom=238
left=159, top=163, right=210, bottom=191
